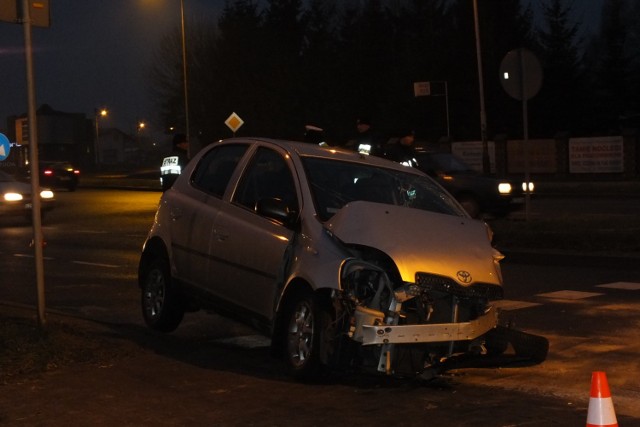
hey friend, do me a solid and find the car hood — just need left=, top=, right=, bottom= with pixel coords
left=325, top=201, right=502, bottom=286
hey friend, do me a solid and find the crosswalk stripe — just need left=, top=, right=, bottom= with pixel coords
left=536, top=290, right=604, bottom=300
left=596, top=282, right=640, bottom=290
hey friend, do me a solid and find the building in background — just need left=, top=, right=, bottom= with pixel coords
left=2, top=104, right=163, bottom=173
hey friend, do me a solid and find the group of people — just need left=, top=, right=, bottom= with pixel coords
left=161, top=117, right=419, bottom=192
left=305, top=116, right=419, bottom=167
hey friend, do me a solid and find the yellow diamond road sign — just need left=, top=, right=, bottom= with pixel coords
left=225, top=112, right=244, bottom=133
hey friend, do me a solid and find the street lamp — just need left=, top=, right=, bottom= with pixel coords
left=472, top=0, right=490, bottom=174
left=180, top=0, right=191, bottom=159
left=94, top=107, right=108, bottom=166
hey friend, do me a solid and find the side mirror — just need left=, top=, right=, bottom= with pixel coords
left=256, top=197, right=298, bottom=227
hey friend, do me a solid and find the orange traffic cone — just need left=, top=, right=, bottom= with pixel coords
left=587, top=371, right=618, bottom=427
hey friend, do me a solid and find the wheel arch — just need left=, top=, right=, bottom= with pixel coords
left=270, top=278, right=335, bottom=357
left=138, top=236, right=169, bottom=288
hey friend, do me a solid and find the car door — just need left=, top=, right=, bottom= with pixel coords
left=169, top=143, right=248, bottom=289
left=208, top=145, right=299, bottom=321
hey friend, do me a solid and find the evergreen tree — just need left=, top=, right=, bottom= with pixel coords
left=335, top=0, right=396, bottom=138
left=214, top=1, right=268, bottom=137
left=534, top=0, right=587, bottom=136
left=299, top=0, right=342, bottom=140
left=262, top=0, right=306, bottom=138
left=586, top=0, right=636, bottom=133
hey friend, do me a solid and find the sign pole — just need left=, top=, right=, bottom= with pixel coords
left=499, top=48, right=543, bottom=222
left=21, top=0, right=47, bottom=326
left=519, top=50, right=531, bottom=221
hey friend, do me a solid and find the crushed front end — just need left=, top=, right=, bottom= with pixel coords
left=330, top=255, right=547, bottom=379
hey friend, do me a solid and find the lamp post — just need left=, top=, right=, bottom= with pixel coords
left=472, top=0, right=490, bottom=174
left=94, top=107, right=107, bottom=166
left=180, top=0, right=191, bottom=159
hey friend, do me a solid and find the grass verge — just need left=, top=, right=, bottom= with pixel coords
left=0, top=314, right=126, bottom=385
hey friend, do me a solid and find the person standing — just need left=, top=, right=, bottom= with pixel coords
left=160, top=133, right=190, bottom=191
left=345, top=116, right=384, bottom=156
left=384, top=129, right=418, bottom=167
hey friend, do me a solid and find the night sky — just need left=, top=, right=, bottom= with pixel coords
left=0, top=0, right=224, bottom=140
left=0, top=0, right=603, bottom=142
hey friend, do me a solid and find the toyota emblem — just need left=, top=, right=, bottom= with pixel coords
left=456, top=270, right=472, bottom=284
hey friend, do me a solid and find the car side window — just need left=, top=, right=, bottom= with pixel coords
left=192, top=144, right=248, bottom=197
left=233, top=147, right=299, bottom=214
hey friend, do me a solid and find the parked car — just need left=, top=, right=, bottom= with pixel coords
left=0, top=170, right=55, bottom=219
left=39, top=161, right=80, bottom=191
left=138, top=138, right=547, bottom=381
left=413, top=150, right=531, bottom=218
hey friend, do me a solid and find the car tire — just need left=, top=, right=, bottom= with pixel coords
left=283, top=290, right=330, bottom=381
left=140, top=257, right=185, bottom=332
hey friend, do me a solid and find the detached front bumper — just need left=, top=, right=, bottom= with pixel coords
left=359, top=306, right=498, bottom=346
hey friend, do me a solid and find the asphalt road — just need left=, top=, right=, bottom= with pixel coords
left=1, top=189, right=639, bottom=425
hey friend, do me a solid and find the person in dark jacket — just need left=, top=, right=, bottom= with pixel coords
left=344, top=116, right=384, bottom=156
left=384, top=129, right=418, bottom=167
left=160, top=133, right=190, bottom=191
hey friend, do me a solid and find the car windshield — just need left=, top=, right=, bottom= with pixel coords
left=302, top=157, right=466, bottom=221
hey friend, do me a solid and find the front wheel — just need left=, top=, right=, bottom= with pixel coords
left=283, top=290, right=331, bottom=381
left=140, top=257, right=184, bottom=332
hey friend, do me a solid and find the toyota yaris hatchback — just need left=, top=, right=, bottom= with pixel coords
left=138, top=138, right=546, bottom=381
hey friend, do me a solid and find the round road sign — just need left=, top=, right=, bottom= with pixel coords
left=499, top=48, right=543, bottom=101
left=0, top=133, right=11, bottom=161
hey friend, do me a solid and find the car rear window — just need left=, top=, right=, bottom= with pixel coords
left=192, top=144, right=249, bottom=197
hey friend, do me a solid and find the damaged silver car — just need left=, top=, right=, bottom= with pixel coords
left=138, top=138, right=547, bottom=381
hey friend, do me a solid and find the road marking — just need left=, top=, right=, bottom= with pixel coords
left=72, top=260, right=120, bottom=268
left=11, top=253, right=121, bottom=268
left=13, top=253, right=55, bottom=260
left=596, top=282, right=640, bottom=291
left=537, top=290, right=604, bottom=300
left=493, top=300, right=541, bottom=310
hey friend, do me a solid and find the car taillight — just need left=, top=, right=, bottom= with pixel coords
left=43, top=170, right=53, bottom=176
left=73, top=170, right=80, bottom=175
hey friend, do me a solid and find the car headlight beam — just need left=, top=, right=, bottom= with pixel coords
left=4, top=192, right=23, bottom=201
left=497, top=183, right=512, bottom=194
left=40, top=190, right=54, bottom=199
left=522, top=182, right=535, bottom=193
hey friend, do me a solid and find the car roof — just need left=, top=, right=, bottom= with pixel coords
left=215, top=137, right=424, bottom=175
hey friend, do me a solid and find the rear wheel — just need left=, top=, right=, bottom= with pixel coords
left=283, top=290, right=330, bottom=381
left=140, top=257, right=184, bottom=332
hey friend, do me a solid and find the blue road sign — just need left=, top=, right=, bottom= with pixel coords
left=0, top=133, right=11, bottom=161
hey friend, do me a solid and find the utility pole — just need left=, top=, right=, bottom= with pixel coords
left=473, top=0, right=491, bottom=174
